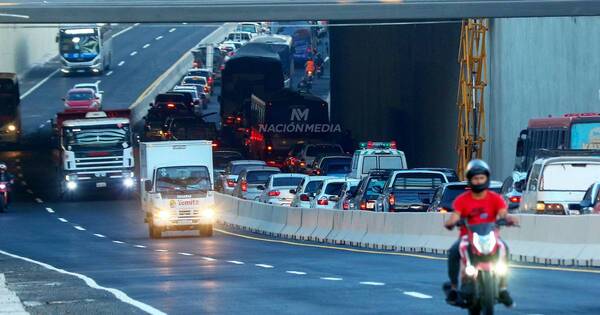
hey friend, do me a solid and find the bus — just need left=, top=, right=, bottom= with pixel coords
left=57, top=24, right=113, bottom=75
left=0, top=73, right=20, bottom=143
left=272, top=21, right=313, bottom=66
left=514, top=113, right=600, bottom=173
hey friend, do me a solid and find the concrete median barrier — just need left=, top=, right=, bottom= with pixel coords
left=309, top=209, right=335, bottom=242
left=360, top=212, right=387, bottom=249
left=296, top=208, right=319, bottom=240
left=345, top=211, right=369, bottom=247
left=265, top=205, right=288, bottom=236
left=324, top=210, right=349, bottom=244
left=281, top=207, right=302, bottom=238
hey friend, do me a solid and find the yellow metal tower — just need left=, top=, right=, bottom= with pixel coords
left=456, top=19, right=488, bottom=179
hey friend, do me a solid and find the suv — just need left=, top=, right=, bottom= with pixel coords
left=285, top=142, right=345, bottom=173
left=308, top=155, right=352, bottom=177
left=427, top=181, right=503, bottom=212
left=376, top=170, right=451, bottom=212
left=217, top=160, right=266, bottom=194
left=309, top=178, right=346, bottom=209
left=576, top=181, right=600, bottom=214
left=290, top=176, right=332, bottom=208
left=232, top=166, right=281, bottom=200
left=500, top=171, right=527, bottom=211
left=349, top=170, right=392, bottom=211
left=257, top=173, right=307, bottom=206
left=348, top=141, right=407, bottom=179
left=333, top=179, right=361, bottom=210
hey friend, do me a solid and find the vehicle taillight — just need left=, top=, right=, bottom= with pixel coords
left=300, top=194, right=310, bottom=201
left=509, top=196, right=521, bottom=203
left=225, top=116, right=235, bottom=125
left=390, top=140, right=397, bottom=149
left=208, top=77, right=213, bottom=85
left=227, top=179, right=236, bottom=187
left=359, top=201, right=367, bottom=210
left=342, top=200, right=349, bottom=210
left=167, top=103, right=176, bottom=109
left=192, top=62, right=200, bottom=68
left=268, top=190, right=280, bottom=197
left=241, top=180, right=247, bottom=192
left=266, top=145, right=273, bottom=151
left=317, top=198, right=328, bottom=205
left=203, top=86, right=209, bottom=93
left=236, top=116, right=242, bottom=123
left=388, top=193, right=395, bottom=206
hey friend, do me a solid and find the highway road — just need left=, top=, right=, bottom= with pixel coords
left=2, top=23, right=600, bottom=315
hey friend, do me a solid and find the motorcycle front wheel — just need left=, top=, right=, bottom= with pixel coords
left=479, top=271, right=495, bottom=315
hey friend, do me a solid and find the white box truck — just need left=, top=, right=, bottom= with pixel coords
left=140, top=140, right=215, bottom=238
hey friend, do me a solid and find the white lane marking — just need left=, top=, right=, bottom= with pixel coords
left=20, top=69, right=59, bottom=100
left=93, top=233, right=106, bottom=238
left=286, top=271, right=307, bottom=275
left=134, top=23, right=140, bottom=26
left=178, top=252, right=193, bottom=256
left=118, top=61, right=125, bottom=67
left=25, top=189, right=33, bottom=194
left=16, top=165, right=21, bottom=170
left=403, top=291, right=433, bottom=299
left=320, top=277, right=343, bottom=281
left=154, top=249, right=168, bottom=253
left=182, top=22, right=188, bottom=25
left=45, top=207, right=54, bottom=213
left=155, top=35, right=163, bottom=40
left=201, top=257, right=216, bottom=261
left=39, top=124, right=45, bottom=128
left=130, top=51, right=138, bottom=56
left=113, top=24, right=135, bottom=38
left=106, top=70, right=113, bottom=76
left=57, top=218, right=68, bottom=223
left=143, top=43, right=150, bottom=49
left=0, top=249, right=167, bottom=315
left=20, top=181, right=27, bottom=186
left=169, top=28, right=176, bottom=33
left=0, top=273, right=33, bottom=313
left=360, top=281, right=386, bottom=286
left=15, top=158, right=20, bottom=163
left=134, top=245, right=146, bottom=248
left=35, top=198, right=43, bottom=203
left=95, top=80, right=101, bottom=85
left=112, top=240, right=125, bottom=244
left=227, top=260, right=244, bottom=265
left=255, top=264, right=274, bottom=269
left=74, top=226, right=86, bottom=231
left=18, top=173, right=24, bottom=178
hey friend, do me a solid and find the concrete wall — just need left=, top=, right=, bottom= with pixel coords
left=486, top=16, right=600, bottom=178
left=330, top=22, right=461, bottom=168
left=0, top=24, right=57, bottom=76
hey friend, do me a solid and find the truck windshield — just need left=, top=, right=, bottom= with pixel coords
left=155, top=166, right=211, bottom=192
left=63, top=125, right=130, bottom=150
left=570, top=122, right=600, bottom=149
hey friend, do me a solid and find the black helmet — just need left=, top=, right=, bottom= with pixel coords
left=465, top=159, right=490, bottom=193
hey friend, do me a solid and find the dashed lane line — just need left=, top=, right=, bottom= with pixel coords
left=286, top=271, right=307, bottom=275
left=57, top=218, right=68, bottom=223
left=169, top=28, right=176, bottom=33
left=130, top=51, right=138, bottom=56
left=93, top=234, right=106, bottom=238
left=118, top=61, right=125, bottom=67
left=106, top=70, right=114, bottom=76
left=227, top=260, right=244, bottom=265
left=155, top=35, right=163, bottom=40
left=35, top=198, right=43, bottom=203
left=74, top=226, right=86, bottom=231
left=45, top=207, right=54, bottom=213
left=25, top=189, right=33, bottom=194
left=113, top=241, right=125, bottom=244
left=143, top=43, right=150, bottom=49
left=403, top=291, right=433, bottom=299
left=155, top=249, right=168, bottom=253
left=360, top=281, right=386, bottom=286
left=255, top=264, right=274, bottom=269
left=133, top=245, right=146, bottom=248
left=201, top=257, right=216, bottom=261
left=320, top=277, right=343, bottom=281
left=178, top=252, right=193, bottom=256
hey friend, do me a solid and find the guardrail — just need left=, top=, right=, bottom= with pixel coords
left=128, top=23, right=237, bottom=124
left=215, top=192, right=600, bottom=267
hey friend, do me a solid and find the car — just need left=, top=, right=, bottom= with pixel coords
left=348, top=169, right=392, bottom=211
left=232, top=166, right=281, bottom=200
left=574, top=181, right=600, bottom=214
left=218, top=160, right=267, bottom=194
left=286, top=142, right=345, bottom=173
left=500, top=171, right=527, bottom=211
left=219, top=41, right=242, bottom=53
left=63, top=88, right=101, bottom=110
left=225, top=31, right=253, bottom=44
left=236, top=22, right=261, bottom=36
left=181, top=76, right=211, bottom=95
left=333, top=178, right=361, bottom=210
left=412, top=168, right=459, bottom=182
left=427, top=181, right=504, bottom=212
left=165, top=91, right=195, bottom=108
left=73, top=82, right=103, bottom=103
left=348, top=141, right=407, bottom=179
left=186, top=68, right=214, bottom=91
left=289, top=176, right=332, bottom=208
left=257, top=173, right=307, bottom=206
left=213, top=150, right=244, bottom=189
left=309, top=178, right=346, bottom=209
left=161, top=116, right=217, bottom=141
left=308, top=155, right=352, bottom=177
left=173, top=85, right=208, bottom=108
left=376, top=170, right=451, bottom=212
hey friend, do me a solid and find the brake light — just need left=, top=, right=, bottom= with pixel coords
left=359, top=201, right=367, bottom=210
left=342, top=200, right=349, bottom=210
left=390, top=140, right=397, bottom=149
left=167, top=103, right=176, bottom=109
left=225, top=116, right=235, bottom=125
left=300, top=194, right=310, bottom=202
left=212, top=142, right=218, bottom=148
left=367, top=141, right=374, bottom=149
left=241, top=180, right=247, bottom=192
left=268, top=190, right=280, bottom=197
left=227, top=179, right=236, bottom=187
left=208, top=77, right=213, bottom=85
left=509, top=196, right=521, bottom=203
left=388, top=193, right=395, bottom=206
left=299, top=161, right=306, bottom=167
left=314, top=169, right=321, bottom=175
left=267, top=145, right=273, bottom=151
left=236, top=116, right=242, bottom=123
left=203, top=86, right=209, bottom=93
left=317, top=198, right=328, bottom=205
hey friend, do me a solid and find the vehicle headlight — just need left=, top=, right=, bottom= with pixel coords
left=66, top=181, right=77, bottom=190
left=156, top=210, right=171, bottom=220
left=123, top=177, right=134, bottom=188
left=202, top=207, right=215, bottom=219
left=465, top=265, right=477, bottom=277
left=65, top=174, right=78, bottom=182
left=7, top=124, right=16, bottom=132
left=495, top=261, right=509, bottom=276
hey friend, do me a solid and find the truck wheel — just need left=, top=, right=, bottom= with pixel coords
left=149, top=223, right=162, bottom=239
left=199, top=224, right=213, bottom=237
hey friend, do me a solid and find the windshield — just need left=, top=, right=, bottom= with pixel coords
left=231, top=163, right=264, bottom=175
left=182, top=77, right=206, bottom=85
left=322, top=158, right=351, bottom=174
left=63, top=125, right=130, bottom=150
left=246, top=170, right=280, bottom=184
left=155, top=166, right=211, bottom=192
left=323, top=182, right=344, bottom=195
left=392, top=173, right=445, bottom=190
left=361, top=155, right=404, bottom=174
left=214, top=152, right=243, bottom=169
left=571, top=122, right=600, bottom=149
left=240, top=25, right=257, bottom=33
left=365, top=178, right=386, bottom=198
left=306, top=145, right=343, bottom=156
left=541, top=163, right=600, bottom=191
left=304, top=180, right=324, bottom=194
left=67, top=92, right=94, bottom=100
left=273, top=177, right=304, bottom=187
left=59, top=33, right=99, bottom=57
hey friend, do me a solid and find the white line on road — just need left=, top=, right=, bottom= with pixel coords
left=74, top=226, right=86, bottom=231
left=113, top=24, right=136, bottom=38
left=18, top=173, right=24, bottom=178
left=227, top=260, right=244, bottom=265
left=255, top=264, right=274, bottom=269
left=403, top=291, right=433, bottom=299
left=34, top=198, right=43, bottom=203
left=16, top=165, right=21, bottom=170
left=45, top=207, right=54, bottom=213
left=15, top=158, right=20, bottom=163
left=134, top=245, right=146, bottom=248
left=20, top=181, right=27, bottom=186
left=178, top=252, right=193, bottom=256
left=155, top=35, right=163, bottom=40
left=154, top=249, right=168, bottom=253
left=286, top=271, right=307, bottom=275
left=360, top=281, right=386, bottom=286
left=25, top=188, right=32, bottom=194
left=95, top=80, right=101, bottom=85
left=93, top=234, right=106, bottom=238
left=130, top=51, right=138, bottom=56
left=169, top=28, right=176, bottom=33
left=20, top=69, right=59, bottom=100
left=0, top=249, right=167, bottom=315
left=118, top=61, right=125, bottom=67
left=143, top=43, right=150, bottom=49
left=320, top=277, right=343, bottom=281
left=106, top=70, right=113, bottom=76
left=57, top=218, right=68, bottom=223
left=113, top=241, right=125, bottom=244
left=38, top=124, right=45, bottom=128
left=201, top=257, right=216, bottom=261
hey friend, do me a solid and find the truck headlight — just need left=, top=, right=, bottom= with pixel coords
left=156, top=210, right=171, bottom=220
left=202, top=208, right=215, bottom=220
left=65, top=174, right=78, bottom=182
left=123, top=177, right=134, bottom=188
left=7, top=124, right=16, bottom=132
left=66, top=181, right=77, bottom=190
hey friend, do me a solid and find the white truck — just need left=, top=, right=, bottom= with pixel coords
left=140, top=140, right=215, bottom=238
left=348, top=141, right=407, bottom=180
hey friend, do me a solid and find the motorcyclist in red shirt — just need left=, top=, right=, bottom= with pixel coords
left=444, top=159, right=518, bottom=307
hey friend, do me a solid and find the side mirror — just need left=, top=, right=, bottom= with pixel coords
left=289, top=189, right=296, bottom=194
left=144, top=180, right=153, bottom=192
left=257, top=185, right=265, bottom=191
left=328, top=196, right=340, bottom=202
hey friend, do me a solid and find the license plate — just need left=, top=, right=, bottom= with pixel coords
left=178, top=220, right=193, bottom=225
left=96, top=182, right=107, bottom=188
left=366, top=201, right=375, bottom=209
left=77, top=69, right=85, bottom=73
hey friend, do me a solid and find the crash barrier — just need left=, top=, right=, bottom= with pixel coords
left=129, top=23, right=238, bottom=124
left=214, top=193, right=600, bottom=267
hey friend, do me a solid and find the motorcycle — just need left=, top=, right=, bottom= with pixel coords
left=316, top=65, right=323, bottom=78
left=0, top=181, right=11, bottom=213
left=443, top=219, right=515, bottom=315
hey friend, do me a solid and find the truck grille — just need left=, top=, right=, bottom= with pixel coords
left=178, top=209, right=200, bottom=217
left=73, top=156, right=125, bottom=171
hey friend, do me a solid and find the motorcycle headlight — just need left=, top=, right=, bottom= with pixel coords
left=465, top=265, right=477, bottom=277
left=0, top=183, right=6, bottom=190
left=472, top=232, right=497, bottom=255
left=7, top=124, right=16, bottom=132
left=495, top=261, right=509, bottom=276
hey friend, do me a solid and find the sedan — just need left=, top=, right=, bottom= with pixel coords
left=257, top=173, right=307, bottom=206
left=309, top=178, right=346, bottom=209
left=73, top=82, right=103, bottom=103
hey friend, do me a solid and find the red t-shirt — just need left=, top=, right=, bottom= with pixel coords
left=452, top=190, right=507, bottom=236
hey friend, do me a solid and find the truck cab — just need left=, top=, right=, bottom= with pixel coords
left=140, top=141, right=215, bottom=238
left=348, top=141, right=407, bottom=180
